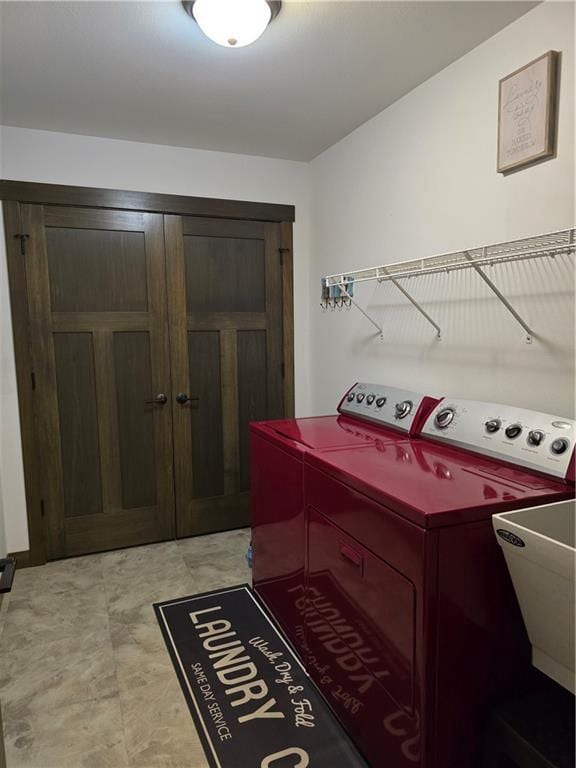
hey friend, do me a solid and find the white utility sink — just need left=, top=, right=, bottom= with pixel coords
left=493, top=499, right=575, bottom=693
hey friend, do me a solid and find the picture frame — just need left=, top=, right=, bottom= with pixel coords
left=497, top=50, right=559, bottom=174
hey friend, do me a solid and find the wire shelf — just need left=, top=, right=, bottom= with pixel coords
left=321, top=227, right=575, bottom=343
left=324, top=228, right=575, bottom=286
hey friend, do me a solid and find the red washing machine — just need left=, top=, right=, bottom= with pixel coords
left=250, top=383, right=440, bottom=659
left=303, top=399, right=575, bottom=768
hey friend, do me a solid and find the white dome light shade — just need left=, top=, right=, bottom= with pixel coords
left=192, top=0, right=273, bottom=48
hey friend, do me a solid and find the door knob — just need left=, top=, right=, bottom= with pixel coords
left=144, top=393, right=168, bottom=405
left=176, top=393, right=200, bottom=405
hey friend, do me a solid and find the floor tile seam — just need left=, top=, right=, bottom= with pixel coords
left=104, top=591, right=132, bottom=768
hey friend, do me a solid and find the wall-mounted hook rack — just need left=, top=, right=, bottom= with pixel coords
left=321, top=227, right=575, bottom=343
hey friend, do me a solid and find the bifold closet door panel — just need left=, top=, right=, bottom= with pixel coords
left=22, top=205, right=175, bottom=558
left=165, top=215, right=284, bottom=538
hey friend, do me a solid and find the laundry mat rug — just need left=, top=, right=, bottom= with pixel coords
left=154, top=584, right=368, bottom=767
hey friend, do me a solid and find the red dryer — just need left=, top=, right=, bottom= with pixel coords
left=250, top=383, right=439, bottom=659
left=303, top=398, right=575, bottom=768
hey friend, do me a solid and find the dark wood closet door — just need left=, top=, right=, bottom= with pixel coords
left=165, top=216, right=284, bottom=538
left=23, top=205, right=174, bottom=558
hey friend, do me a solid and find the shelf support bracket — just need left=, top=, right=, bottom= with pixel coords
left=465, top=250, right=534, bottom=344
left=338, top=285, right=383, bottom=339
left=380, top=267, right=441, bottom=339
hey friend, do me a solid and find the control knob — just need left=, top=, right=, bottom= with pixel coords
left=366, top=394, right=375, bottom=405
left=395, top=400, right=413, bottom=419
left=505, top=424, right=523, bottom=440
left=346, top=393, right=355, bottom=402
left=527, top=430, right=545, bottom=447
left=551, top=438, right=570, bottom=455
left=376, top=397, right=387, bottom=408
left=485, top=419, right=501, bottom=434
left=435, top=408, right=455, bottom=429
left=356, top=393, right=365, bottom=403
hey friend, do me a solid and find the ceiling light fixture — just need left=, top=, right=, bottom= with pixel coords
left=183, top=0, right=281, bottom=48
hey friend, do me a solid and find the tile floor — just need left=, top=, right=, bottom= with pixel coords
left=0, top=528, right=252, bottom=768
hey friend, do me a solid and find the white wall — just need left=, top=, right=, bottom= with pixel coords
left=0, top=490, right=6, bottom=559
left=0, top=184, right=25, bottom=557
left=0, top=128, right=312, bottom=552
left=0, top=473, right=6, bottom=559
left=310, top=1, right=575, bottom=417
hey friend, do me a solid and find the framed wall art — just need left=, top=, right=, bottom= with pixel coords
left=497, top=50, right=559, bottom=174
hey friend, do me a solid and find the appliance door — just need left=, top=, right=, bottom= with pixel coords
left=305, top=464, right=433, bottom=768
left=265, top=415, right=388, bottom=451
left=251, top=429, right=307, bottom=658
left=306, top=507, right=421, bottom=768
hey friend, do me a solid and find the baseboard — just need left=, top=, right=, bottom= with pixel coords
left=7, top=550, right=32, bottom=569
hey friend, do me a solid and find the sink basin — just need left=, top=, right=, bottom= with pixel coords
left=493, top=499, right=575, bottom=693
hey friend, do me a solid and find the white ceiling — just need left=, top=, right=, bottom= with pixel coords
left=0, top=1, right=538, bottom=161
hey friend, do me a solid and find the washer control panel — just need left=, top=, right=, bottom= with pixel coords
left=421, top=399, right=575, bottom=479
left=339, top=383, right=434, bottom=435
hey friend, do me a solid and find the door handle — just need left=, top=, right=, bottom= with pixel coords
left=339, top=542, right=363, bottom=571
left=176, top=393, right=200, bottom=405
left=145, top=393, right=168, bottom=405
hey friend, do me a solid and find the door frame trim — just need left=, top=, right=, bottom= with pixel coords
left=0, top=180, right=295, bottom=223
left=2, top=201, right=47, bottom=566
left=1, top=183, right=296, bottom=566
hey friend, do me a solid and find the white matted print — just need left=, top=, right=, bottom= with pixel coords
left=497, top=51, right=559, bottom=174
